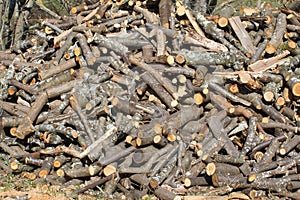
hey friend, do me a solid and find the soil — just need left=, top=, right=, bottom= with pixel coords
left=0, top=187, right=101, bottom=200
left=0, top=189, right=66, bottom=200
left=0, top=170, right=100, bottom=200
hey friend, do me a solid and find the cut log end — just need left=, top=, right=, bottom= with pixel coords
left=56, top=169, right=65, bottom=177
left=167, top=133, right=176, bottom=142
left=167, top=55, right=175, bottom=66
left=261, top=117, right=270, bottom=124
left=202, top=88, right=209, bottom=95
left=228, top=107, right=235, bottom=114
left=71, top=7, right=77, bottom=14
left=136, top=138, right=143, bottom=146
left=10, top=161, right=19, bottom=170
left=279, top=148, right=286, bottom=156
left=254, top=151, right=264, bottom=162
left=10, top=127, right=17, bottom=136
left=178, top=74, right=187, bottom=84
left=41, top=185, right=49, bottom=191
left=292, top=82, right=300, bottom=97
left=175, top=54, right=185, bottom=64
left=153, top=135, right=162, bottom=144
left=239, top=72, right=252, bottom=84
left=206, top=162, right=216, bottom=176
left=72, top=131, right=79, bottom=139
left=184, top=178, right=192, bottom=187
left=265, top=43, right=276, bottom=54
left=218, top=16, right=228, bottom=27
left=229, top=84, right=239, bottom=94
left=38, top=169, right=49, bottom=178
left=171, top=100, right=179, bottom=107
left=74, top=47, right=81, bottom=57
left=53, top=160, right=61, bottom=168
left=263, top=91, right=275, bottom=102
left=194, top=93, right=204, bottom=105
left=103, top=164, right=117, bottom=177
left=176, top=5, right=186, bottom=17
left=24, top=172, right=37, bottom=180
left=275, top=96, right=285, bottom=107
left=7, top=87, right=17, bottom=95
left=149, top=178, right=159, bottom=189
left=288, top=40, right=297, bottom=49
left=248, top=173, right=257, bottom=182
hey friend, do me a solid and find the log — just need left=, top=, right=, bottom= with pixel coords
left=265, top=13, right=287, bottom=54
left=228, top=16, right=256, bottom=56
left=1, top=1, right=300, bottom=199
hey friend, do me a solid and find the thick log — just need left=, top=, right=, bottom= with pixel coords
left=265, top=13, right=287, bottom=54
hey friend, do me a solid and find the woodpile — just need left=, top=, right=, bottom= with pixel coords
left=1, top=0, right=300, bottom=199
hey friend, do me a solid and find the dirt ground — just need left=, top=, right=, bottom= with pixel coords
left=0, top=189, right=66, bottom=200
left=0, top=175, right=100, bottom=200
left=0, top=188, right=102, bottom=200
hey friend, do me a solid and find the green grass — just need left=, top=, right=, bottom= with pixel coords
left=0, top=173, right=36, bottom=192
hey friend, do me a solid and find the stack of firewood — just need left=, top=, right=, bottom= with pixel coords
left=1, top=0, right=300, bottom=199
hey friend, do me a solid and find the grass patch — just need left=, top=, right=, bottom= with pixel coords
left=0, top=173, right=36, bottom=192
